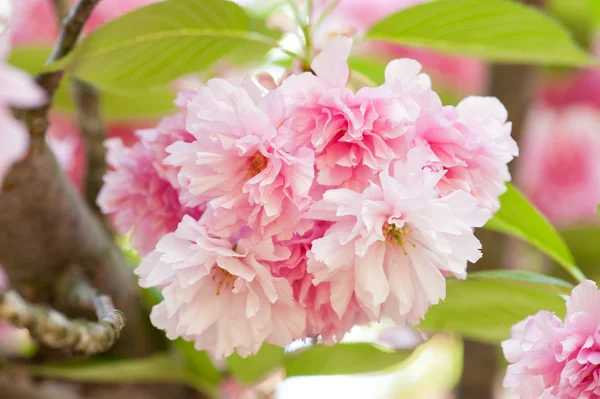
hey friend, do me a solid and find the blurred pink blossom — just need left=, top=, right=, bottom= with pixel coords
left=519, top=106, right=600, bottom=224
left=10, top=0, right=158, bottom=45
left=503, top=280, right=600, bottom=399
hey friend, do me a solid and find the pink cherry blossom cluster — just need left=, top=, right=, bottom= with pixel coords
left=0, top=33, right=45, bottom=185
left=503, top=280, right=600, bottom=399
left=100, top=37, right=517, bottom=358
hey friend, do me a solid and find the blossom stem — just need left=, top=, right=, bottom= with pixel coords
left=0, top=290, right=125, bottom=355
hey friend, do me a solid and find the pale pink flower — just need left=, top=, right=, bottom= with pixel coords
left=137, top=110, right=194, bottom=188
left=135, top=216, right=306, bottom=358
left=98, top=136, right=202, bottom=254
left=0, top=34, right=44, bottom=184
left=415, top=94, right=517, bottom=212
left=503, top=280, right=600, bottom=399
left=167, top=78, right=314, bottom=239
left=269, top=224, right=370, bottom=343
left=518, top=106, right=600, bottom=224
left=305, top=148, right=489, bottom=325
left=10, top=0, right=158, bottom=45
left=278, top=36, right=427, bottom=191
left=313, top=0, right=487, bottom=95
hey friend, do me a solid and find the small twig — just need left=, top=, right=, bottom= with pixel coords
left=23, top=0, right=102, bottom=138
left=71, top=80, right=107, bottom=219
left=0, top=290, right=125, bottom=356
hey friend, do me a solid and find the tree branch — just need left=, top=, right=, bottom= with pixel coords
left=23, top=0, right=102, bottom=138
left=1, top=1, right=162, bottom=357
left=0, top=290, right=125, bottom=355
left=71, top=80, right=107, bottom=219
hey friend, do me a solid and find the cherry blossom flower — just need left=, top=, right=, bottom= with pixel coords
left=136, top=216, right=306, bottom=358
left=269, top=223, right=370, bottom=343
left=415, top=93, right=517, bottom=212
left=278, top=36, right=428, bottom=191
left=305, top=148, right=489, bottom=325
left=503, top=280, right=600, bottom=399
left=167, top=78, right=314, bottom=239
left=98, top=135, right=203, bottom=255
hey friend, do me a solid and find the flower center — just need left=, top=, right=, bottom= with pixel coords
left=211, top=267, right=237, bottom=296
left=246, top=152, right=268, bottom=179
left=382, top=222, right=416, bottom=255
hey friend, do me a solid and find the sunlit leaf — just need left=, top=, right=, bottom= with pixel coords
left=284, top=342, right=412, bottom=377
left=25, top=354, right=215, bottom=395
left=485, top=184, right=585, bottom=283
left=366, top=0, right=594, bottom=66
left=419, top=270, right=572, bottom=343
left=49, top=0, right=282, bottom=89
left=226, top=344, right=285, bottom=384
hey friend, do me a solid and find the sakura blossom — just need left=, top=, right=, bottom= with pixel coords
left=278, top=36, right=428, bottom=191
left=135, top=215, right=306, bottom=358
left=415, top=94, right=518, bottom=212
left=503, top=280, right=600, bottom=399
left=0, top=34, right=44, bottom=184
left=98, top=130, right=203, bottom=255
left=167, top=78, right=314, bottom=240
left=305, top=147, right=489, bottom=325
left=128, top=37, right=516, bottom=358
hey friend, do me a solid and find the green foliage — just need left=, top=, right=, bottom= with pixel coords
left=548, top=0, right=598, bottom=47
left=226, top=343, right=285, bottom=384
left=485, top=184, right=585, bottom=283
left=172, top=340, right=222, bottom=386
left=9, top=47, right=176, bottom=120
left=26, top=354, right=215, bottom=395
left=366, top=0, right=594, bottom=66
left=49, top=0, right=282, bottom=89
left=284, top=342, right=412, bottom=377
left=419, top=270, right=573, bottom=343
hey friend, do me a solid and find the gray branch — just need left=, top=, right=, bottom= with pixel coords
left=71, top=79, right=107, bottom=220
left=0, top=290, right=125, bottom=355
left=23, top=0, right=102, bottom=138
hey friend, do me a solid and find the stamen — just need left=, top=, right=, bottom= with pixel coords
left=246, top=152, right=268, bottom=179
left=210, top=267, right=237, bottom=296
left=382, top=222, right=416, bottom=255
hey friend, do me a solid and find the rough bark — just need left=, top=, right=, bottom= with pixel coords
left=0, top=139, right=163, bottom=356
left=71, top=80, right=107, bottom=221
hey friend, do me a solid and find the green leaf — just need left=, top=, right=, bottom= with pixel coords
left=366, top=0, right=594, bottom=66
left=25, top=354, right=215, bottom=395
left=173, top=340, right=222, bottom=386
left=284, top=343, right=412, bottom=377
left=485, top=184, right=585, bottom=283
left=52, top=0, right=281, bottom=89
left=9, top=47, right=176, bottom=120
left=560, top=226, right=600, bottom=266
left=549, top=0, right=597, bottom=47
left=419, top=270, right=572, bottom=343
left=226, top=343, right=285, bottom=384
